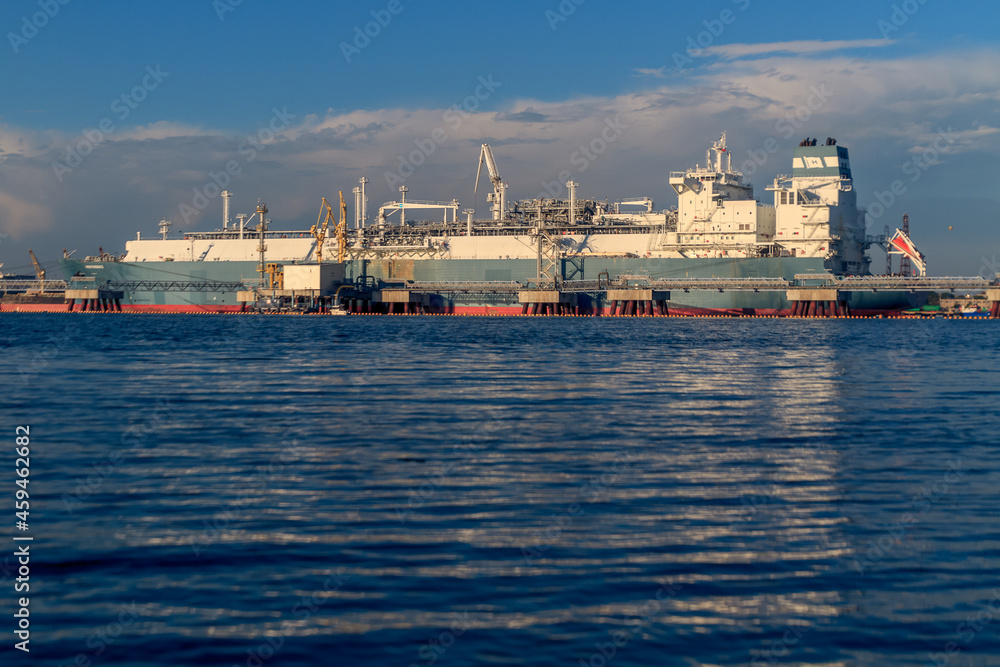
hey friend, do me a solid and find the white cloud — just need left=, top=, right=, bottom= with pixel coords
left=1, top=47, right=999, bottom=274
left=634, top=67, right=667, bottom=79
left=705, top=39, right=894, bottom=59
left=114, top=122, right=209, bottom=142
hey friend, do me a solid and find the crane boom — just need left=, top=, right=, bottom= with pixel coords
left=28, top=249, right=45, bottom=282
left=310, top=198, right=335, bottom=264
left=475, top=144, right=508, bottom=221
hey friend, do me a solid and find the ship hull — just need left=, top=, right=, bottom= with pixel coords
left=58, top=256, right=921, bottom=315
left=0, top=294, right=70, bottom=312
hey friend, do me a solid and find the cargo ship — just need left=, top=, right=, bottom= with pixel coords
left=0, top=250, right=69, bottom=312
left=54, top=133, right=921, bottom=315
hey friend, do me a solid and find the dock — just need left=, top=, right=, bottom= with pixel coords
left=4, top=274, right=999, bottom=318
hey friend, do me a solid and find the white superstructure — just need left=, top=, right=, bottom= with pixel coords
left=666, top=132, right=776, bottom=258
left=119, top=134, right=872, bottom=273
left=767, top=138, right=869, bottom=273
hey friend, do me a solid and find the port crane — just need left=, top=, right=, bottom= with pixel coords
left=475, top=143, right=509, bottom=221
left=311, top=198, right=335, bottom=264
left=28, top=249, right=45, bottom=282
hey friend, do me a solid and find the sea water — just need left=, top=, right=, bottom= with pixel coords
left=2, top=314, right=999, bottom=666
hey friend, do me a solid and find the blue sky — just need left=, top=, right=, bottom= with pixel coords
left=1, top=0, right=998, bottom=275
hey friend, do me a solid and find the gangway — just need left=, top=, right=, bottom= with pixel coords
left=377, top=199, right=461, bottom=226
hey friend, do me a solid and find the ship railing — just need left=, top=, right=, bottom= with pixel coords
left=390, top=199, right=459, bottom=206
left=793, top=273, right=837, bottom=283
left=402, top=281, right=523, bottom=292
left=561, top=279, right=617, bottom=291
left=646, top=278, right=791, bottom=291
left=106, top=280, right=250, bottom=292
left=828, top=276, right=993, bottom=290
left=0, top=279, right=68, bottom=292
left=617, top=276, right=791, bottom=290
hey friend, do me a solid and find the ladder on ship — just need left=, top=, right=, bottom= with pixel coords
left=197, top=244, right=215, bottom=261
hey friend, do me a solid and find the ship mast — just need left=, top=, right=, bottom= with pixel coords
left=256, top=200, right=268, bottom=288
left=706, top=132, right=730, bottom=174
left=338, top=191, right=348, bottom=263
left=221, top=190, right=232, bottom=230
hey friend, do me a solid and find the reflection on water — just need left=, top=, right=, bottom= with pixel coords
left=3, top=315, right=999, bottom=666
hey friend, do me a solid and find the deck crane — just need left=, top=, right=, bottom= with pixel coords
left=337, top=191, right=347, bottom=263
left=475, top=144, right=509, bottom=221
left=28, top=249, right=45, bottom=282
left=311, top=198, right=335, bottom=264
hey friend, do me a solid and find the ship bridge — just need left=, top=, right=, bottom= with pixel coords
left=791, top=143, right=852, bottom=180
left=666, top=133, right=774, bottom=258
left=768, top=138, right=867, bottom=273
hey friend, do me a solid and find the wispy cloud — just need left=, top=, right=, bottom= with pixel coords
left=114, top=122, right=209, bottom=142
left=2, top=48, right=999, bottom=275
left=634, top=67, right=667, bottom=79
left=706, top=39, right=894, bottom=60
